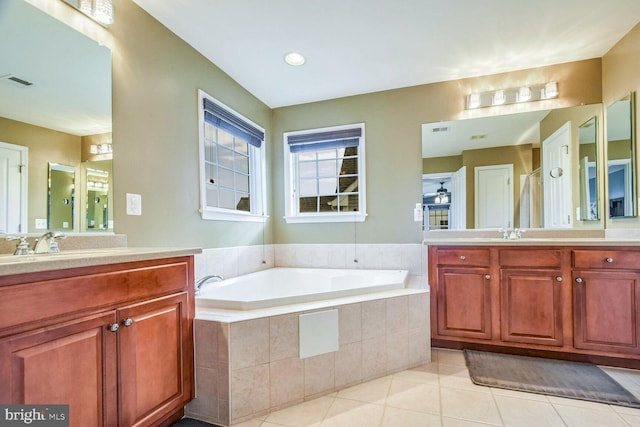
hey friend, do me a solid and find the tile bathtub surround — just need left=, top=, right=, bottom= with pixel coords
left=186, top=292, right=430, bottom=426
left=193, top=243, right=426, bottom=282
left=274, top=244, right=426, bottom=276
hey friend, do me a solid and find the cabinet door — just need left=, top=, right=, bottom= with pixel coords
left=501, top=269, right=563, bottom=346
left=0, top=312, right=118, bottom=427
left=118, top=292, right=193, bottom=427
left=573, top=270, right=640, bottom=353
left=436, top=267, right=492, bottom=339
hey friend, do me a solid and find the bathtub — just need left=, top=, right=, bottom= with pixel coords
left=195, top=267, right=408, bottom=310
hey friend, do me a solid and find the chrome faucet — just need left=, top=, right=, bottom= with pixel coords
left=195, top=274, right=224, bottom=295
left=7, top=236, right=34, bottom=255
left=500, top=228, right=523, bottom=240
left=33, top=231, right=66, bottom=254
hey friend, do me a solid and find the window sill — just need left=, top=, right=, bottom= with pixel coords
left=284, top=213, right=367, bottom=224
left=201, top=208, right=268, bottom=223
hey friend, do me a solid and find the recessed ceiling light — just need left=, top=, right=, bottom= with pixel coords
left=284, top=52, right=306, bottom=66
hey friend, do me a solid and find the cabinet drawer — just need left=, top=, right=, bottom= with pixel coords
left=0, top=259, right=191, bottom=333
left=500, top=249, right=561, bottom=268
left=437, top=249, right=490, bottom=266
left=573, top=250, right=640, bottom=270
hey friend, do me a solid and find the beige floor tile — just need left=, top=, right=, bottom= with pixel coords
left=546, top=395, right=615, bottom=412
left=320, top=398, right=384, bottom=427
left=336, top=376, right=392, bottom=404
left=392, top=364, right=439, bottom=385
left=493, top=395, right=564, bottom=427
left=442, top=417, right=503, bottom=427
left=610, top=404, right=640, bottom=416
left=229, top=419, right=263, bottom=427
left=553, top=404, right=628, bottom=427
left=619, top=413, right=640, bottom=426
left=439, top=364, right=491, bottom=393
left=386, top=378, right=441, bottom=414
left=264, top=396, right=334, bottom=427
left=440, top=387, right=503, bottom=426
left=381, top=406, right=441, bottom=427
left=435, top=349, right=467, bottom=367
left=490, top=387, right=549, bottom=402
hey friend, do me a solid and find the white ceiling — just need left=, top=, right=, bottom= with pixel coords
left=132, top=0, right=640, bottom=108
left=422, top=110, right=550, bottom=158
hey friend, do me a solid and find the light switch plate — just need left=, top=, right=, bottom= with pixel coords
left=35, top=218, right=47, bottom=229
left=126, top=193, right=142, bottom=216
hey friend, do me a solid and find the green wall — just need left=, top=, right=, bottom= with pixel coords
left=110, top=0, right=273, bottom=247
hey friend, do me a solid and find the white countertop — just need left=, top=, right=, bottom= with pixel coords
left=0, top=247, right=202, bottom=277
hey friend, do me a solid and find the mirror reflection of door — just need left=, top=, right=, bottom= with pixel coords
left=48, top=163, right=75, bottom=231
left=0, top=142, right=28, bottom=233
left=86, top=168, right=109, bottom=230
left=474, top=164, right=513, bottom=229
left=542, top=122, right=572, bottom=228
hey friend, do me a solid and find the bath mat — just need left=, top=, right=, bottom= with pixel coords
left=464, top=349, right=640, bottom=408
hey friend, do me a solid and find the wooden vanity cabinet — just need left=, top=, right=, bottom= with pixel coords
left=499, top=249, right=564, bottom=347
left=430, top=244, right=640, bottom=366
left=573, top=250, right=640, bottom=354
left=430, top=247, right=494, bottom=340
left=0, top=256, right=195, bottom=427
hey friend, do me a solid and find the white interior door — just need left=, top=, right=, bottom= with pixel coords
left=450, top=166, right=466, bottom=229
left=0, top=142, right=28, bottom=234
left=475, top=164, right=513, bottom=229
left=542, top=122, right=572, bottom=228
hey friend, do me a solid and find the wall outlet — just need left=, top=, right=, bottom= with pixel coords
left=126, top=193, right=142, bottom=216
left=35, top=218, right=47, bottom=229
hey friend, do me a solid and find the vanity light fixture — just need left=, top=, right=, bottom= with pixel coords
left=517, top=86, right=532, bottom=102
left=89, top=143, right=112, bottom=154
left=492, top=90, right=506, bottom=106
left=542, top=81, right=558, bottom=99
left=284, top=52, right=306, bottom=66
left=466, top=81, right=559, bottom=109
left=62, top=0, right=114, bottom=26
left=467, top=93, right=481, bottom=109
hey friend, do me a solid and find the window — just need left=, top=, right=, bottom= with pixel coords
left=284, top=123, right=366, bottom=223
left=198, top=90, right=267, bottom=222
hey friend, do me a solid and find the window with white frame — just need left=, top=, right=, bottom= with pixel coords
left=198, top=90, right=267, bottom=222
left=283, top=123, right=366, bottom=223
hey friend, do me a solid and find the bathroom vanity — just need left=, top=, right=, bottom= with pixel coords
left=428, top=240, right=640, bottom=368
left=0, top=248, right=198, bottom=427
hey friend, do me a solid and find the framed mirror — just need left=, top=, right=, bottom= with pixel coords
left=48, top=163, right=75, bottom=230
left=422, top=103, right=603, bottom=230
left=85, top=168, right=110, bottom=231
left=606, top=93, right=636, bottom=218
left=578, top=116, right=599, bottom=221
left=0, top=0, right=112, bottom=234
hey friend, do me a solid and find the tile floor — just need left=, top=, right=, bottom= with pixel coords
left=227, top=348, right=640, bottom=427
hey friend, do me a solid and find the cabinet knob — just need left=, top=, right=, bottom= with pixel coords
left=460, top=255, right=466, bottom=260
left=122, top=318, right=134, bottom=327
left=556, top=276, right=563, bottom=282
left=575, top=277, right=583, bottom=283
left=485, top=274, right=491, bottom=280
left=108, top=323, right=119, bottom=332
left=606, top=257, right=614, bottom=263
